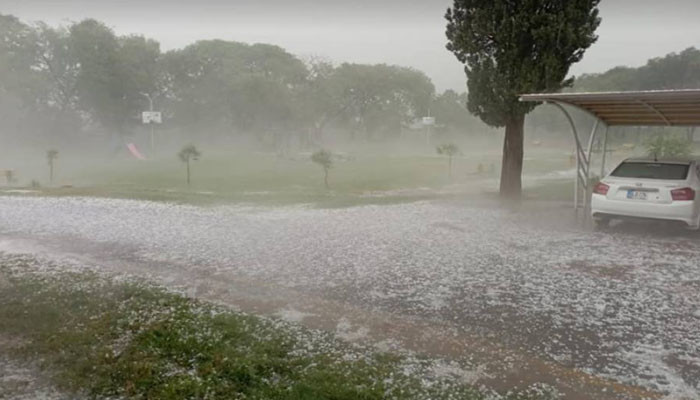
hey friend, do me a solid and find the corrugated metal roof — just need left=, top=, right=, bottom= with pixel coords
left=520, top=89, right=700, bottom=127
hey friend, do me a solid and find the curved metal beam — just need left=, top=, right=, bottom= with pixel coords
left=548, top=101, right=589, bottom=214
left=545, top=98, right=603, bottom=122
left=546, top=101, right=606, bottom=220
left=586, top=119, right=601, bottom=166
left=636, top=100, right=671, bottom=126
left=549, top=101, right=587, bottom=166
left=600, top=125, right=610, bottom=177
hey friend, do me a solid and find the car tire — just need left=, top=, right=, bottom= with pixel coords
left=593, top=218, right=610, bottom=231
left=687, top=215, right=700, bottom=231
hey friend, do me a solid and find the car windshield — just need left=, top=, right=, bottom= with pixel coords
left=610, top=162, right=690, bottom=180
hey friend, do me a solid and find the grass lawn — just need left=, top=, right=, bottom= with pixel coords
left=0, top=255, right=556, bottom=400
left=1, top=150, right=574, bottom=207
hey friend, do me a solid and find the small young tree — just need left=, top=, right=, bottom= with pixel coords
left=47, top=149, right=58, bottom=183
left=311, top=149, right=333, bottom=189
left=4, top=170, right=15, bottom=186
left=646, top=135, right=692, bottom=159
left=436, top=143, right=460, bottom=179
left=178, top=145, right=201, bottom=185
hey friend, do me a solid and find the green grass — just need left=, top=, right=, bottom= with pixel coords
left=523, top=180, right=575, bottom=202
left=0, top=255, right=557, bottom=400
left=2, top=150, right=574, bottom=207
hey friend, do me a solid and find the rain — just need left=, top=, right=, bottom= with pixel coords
left=1, top=1, right=699, bottom=399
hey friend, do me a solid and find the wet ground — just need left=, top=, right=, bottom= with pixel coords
left=0, top=196, right=698, bottom=399
left=0, top=336, right=66, bottom=400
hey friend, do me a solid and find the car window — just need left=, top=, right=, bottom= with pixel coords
left=610, top=162, right=690, bottom=180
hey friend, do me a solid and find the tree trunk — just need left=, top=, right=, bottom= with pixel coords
left=448, top=156, right=453, bottom=180
left=49, top=163, right=54, bottom=183
left=499, top=114, right=525, bottom=199
left=324, top=168, right=329, bottom=189
left=186, top=160, right=191, bottom=185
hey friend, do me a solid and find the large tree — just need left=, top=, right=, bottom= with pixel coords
left=446, top=0, right=601, bottom=198
left=329, top=63, right=435, bottom=141
left=163, top=40, right=307, bottom=141
left=69, top=20, right=162, bottom=136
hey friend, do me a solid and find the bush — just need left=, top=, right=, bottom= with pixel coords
left=645, top=135, right=692, bottom=158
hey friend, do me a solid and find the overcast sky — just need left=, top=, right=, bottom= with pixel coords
left=2, top=0, right=700, bottom=91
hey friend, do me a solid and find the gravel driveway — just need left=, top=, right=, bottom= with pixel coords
left=0, top=196, right=698, bottom=400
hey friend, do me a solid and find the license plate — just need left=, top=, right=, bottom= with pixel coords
left=627, top=190, right=647, bottom=200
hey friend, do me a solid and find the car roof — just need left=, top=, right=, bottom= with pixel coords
left=622, top=157, right=698, bottom=165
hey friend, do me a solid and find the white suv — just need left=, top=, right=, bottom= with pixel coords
left=591, top=158, right=700, bottom=230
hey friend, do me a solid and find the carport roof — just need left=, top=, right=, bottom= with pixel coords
left=520, top=89, right=700, bottom=127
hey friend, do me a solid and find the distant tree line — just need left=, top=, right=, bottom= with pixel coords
left=526, top=47, right=700, bottom=144
left=0, top=14, right=487, bottom=149
left=574, top=47, right=700, bottom=91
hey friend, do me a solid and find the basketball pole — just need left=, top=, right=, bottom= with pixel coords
left=141, top=92, right=155, bottom=155
left=148, top=95, right=155, bottom=154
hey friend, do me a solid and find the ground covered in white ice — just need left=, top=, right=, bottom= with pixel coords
left=0, top=196, right=698, bottom=399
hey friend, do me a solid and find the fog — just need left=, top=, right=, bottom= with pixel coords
left=2, top=2, right=700, bottom=400
left=3, top=0, right=700, bottom=91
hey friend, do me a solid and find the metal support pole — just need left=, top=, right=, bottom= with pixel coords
left=575, top=149, right=579, bottom=214
left=586, top=120, right=600, bottom=165
left=600, top=126, right=609, bottom=177
left=549, top=102, right=587, bottom=216
left=141, top=93, right=155, bottom=154
left=548, top=102, right=605, bottom=224
left=148, top=96, right=154, bottom=154
left=583, top=120, right=601, bottom=218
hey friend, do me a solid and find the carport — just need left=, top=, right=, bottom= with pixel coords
left=520, top=89, right=700, bottom=218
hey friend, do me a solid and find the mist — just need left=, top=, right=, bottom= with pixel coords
left=1, top=2, right=700, bottom=400
left=3, top=0, right=700, bottom=91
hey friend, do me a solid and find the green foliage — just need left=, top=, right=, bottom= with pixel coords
left=311, top=149, right=333, bottom=170
left=328, top=63, right=435, bottom=140
left=445, top=0, right=601, bottom=127
left=178, top=144, right=201, bottom=163
left=445, top=0, right=601, bottom=197
left=575, top=47, right=700, bottom=91
left=35, top=153, right=537, bottom=207
left=436, top=143, right=460, bottom=179
left=645, top=135, right=692, bottom=158
left=70, top=20, right=162, bottom=134
left=436, top=143, right=460, bottom=157
left=432, top=90, right=474, bottom=133
left=163, top=40, right=307, bottom=137
left=0, top=13, right=456, bottom=145
left=4, top=169, right=15, bottom=185
left=0, top=258, right=494, bottom=400
left=311, top=149, right=333, bottom=188
left=46, top=149, right=58, bottom=162
left=47, top=149, right=58, bottom=182
left=178, top=145, right=201, bottom=185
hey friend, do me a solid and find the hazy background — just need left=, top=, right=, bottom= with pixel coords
left=1, top=0, right=700, bottom=197
left=3, top=0, right=700, bottom=91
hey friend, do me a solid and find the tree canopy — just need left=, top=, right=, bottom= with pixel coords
left=446, top=0, right=601, bottom=197
left=574, top=47, right=700, bottom=91
left=0, top=14, right=482, bottom=150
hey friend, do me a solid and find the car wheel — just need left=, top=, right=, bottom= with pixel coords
left=688, top=215, right=700, bottom=231
left=593, top=218, right=610, bottom=231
